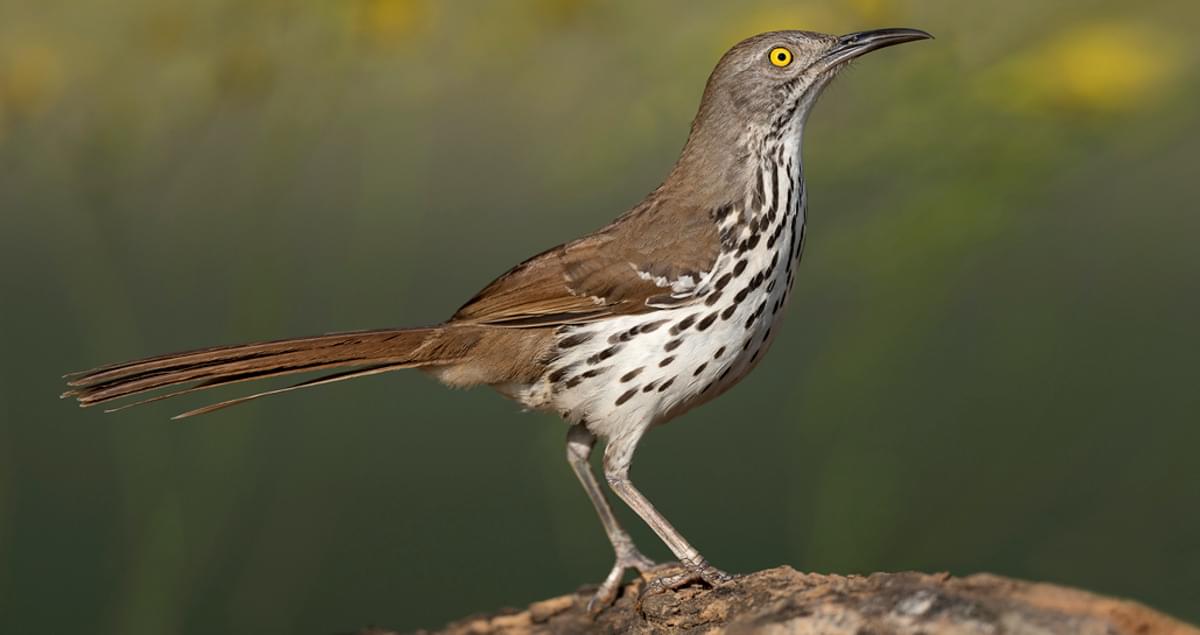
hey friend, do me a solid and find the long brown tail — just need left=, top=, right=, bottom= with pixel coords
left=62, top=327, right=454, bottom=419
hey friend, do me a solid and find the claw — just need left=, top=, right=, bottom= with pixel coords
left=641, top=558, right=734, bottom=598
left=585, top=548, right=659, bottom=614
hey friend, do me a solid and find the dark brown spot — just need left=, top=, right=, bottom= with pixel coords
left=659, top=356, right=675, bottom=367
left=715, top=272, right=733, bottom=290
left=670, top=314, right=697, bottom=335
left=721, top=304, right=737, bottom=320
left=693, top=363, right=707, bottom=376
left=640, top=320, right=669, bottom=333
left=566, top=376, right=584, bottom=388
left=719, top=366, right=732, bottom=380
left=643, top=381, right=658, bottom=393
left=734, top=287, right=750, bottom=303
left=658, top=378, right=675, bottom=392
left=589, top=344, right=621, bottom=364
left=548, top=365, right=574, bottom=383
left=664, top=339, right=682, bottom=352
left=582, top=367, right=607, bottom=378
left=733, top=259, right=748, bottom=276
left=697, top=312, right=718, bottom=331
left=558, top=333, right=592, bottom=348
left=620, top=367, right=644, bottom=383
left=766, top=160, right=778, bottom=211
left=714, top=346, right=726, bottom=359
left=615, top=388, right=638, bottom=406
left=704, top=291, right=723, bottom=306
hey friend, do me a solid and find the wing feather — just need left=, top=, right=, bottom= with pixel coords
left=452, top=197, right=724, bottom=327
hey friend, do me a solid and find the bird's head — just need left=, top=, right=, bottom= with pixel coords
left=666, top=27, right=931, bottom=205
left=690, top=28, right=932, bottom=142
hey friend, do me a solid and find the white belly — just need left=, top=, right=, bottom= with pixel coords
left=527, top=219, right=804, bottom=441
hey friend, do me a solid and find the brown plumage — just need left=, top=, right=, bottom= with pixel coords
left=65, top=328, right=448, bottom=417
left=454, top=193, right=723, bottom=325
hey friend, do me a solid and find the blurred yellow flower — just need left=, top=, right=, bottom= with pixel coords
left=352, top=0, right=428, bottom=45
left=2, top=44, right=63, bottom=119
left=988, top=21, right=1178, bottom=113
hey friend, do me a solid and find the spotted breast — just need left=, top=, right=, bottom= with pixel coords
left=525, top=132, right=806, bottom=442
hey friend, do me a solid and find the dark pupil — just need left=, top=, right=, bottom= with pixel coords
left=776, top=52, right=786, bottom=61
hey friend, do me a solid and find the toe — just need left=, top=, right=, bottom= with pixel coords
left=585, top=562, right=626, bottom=614
left=699, top=564, right=734, bottom=585
left=587, top=585, right=617, bottom=615
left=640, top=560, right=733, bottom=597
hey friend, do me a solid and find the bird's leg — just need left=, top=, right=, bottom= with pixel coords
left=566, top=424, right=657, bottom=612
left=602, top=429, right=734, bottom=596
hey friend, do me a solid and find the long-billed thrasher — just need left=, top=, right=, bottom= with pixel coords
left=63, top=28, right=932, bottom=610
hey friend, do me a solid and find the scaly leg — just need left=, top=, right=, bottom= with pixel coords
left=566, top=424, right=657, bottom=612
left=602, top=426, right=733, bottom=595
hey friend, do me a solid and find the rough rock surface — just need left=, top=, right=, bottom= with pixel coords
left=360, top=566, right=1198, bottom=635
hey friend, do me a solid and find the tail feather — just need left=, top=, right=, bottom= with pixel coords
left=63, top=328, right=452, bottom=416
left=168, top=362, right=418, bottom=420
left=65, top=329, right=414, bottom=386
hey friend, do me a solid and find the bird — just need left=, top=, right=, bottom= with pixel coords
left=62, top=27, right=932, bottom=611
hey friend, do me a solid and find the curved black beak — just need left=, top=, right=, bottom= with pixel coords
left=819, top=27, right=933, bottom=68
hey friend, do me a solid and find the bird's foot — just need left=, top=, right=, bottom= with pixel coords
left=586, top=545, right=658, bottom=614
left=641, top=557, right=734, bottom=598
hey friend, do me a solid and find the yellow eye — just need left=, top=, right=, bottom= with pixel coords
left=769, top=47, right=793, bottom=67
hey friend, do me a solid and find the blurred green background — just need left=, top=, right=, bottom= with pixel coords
left=2, top=0, right=1198, bottom=632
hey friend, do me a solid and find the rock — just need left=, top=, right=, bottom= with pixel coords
left=376, top=565, right=1198, bottom=635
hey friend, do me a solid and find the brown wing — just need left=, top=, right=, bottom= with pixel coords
left=451, top=196, right=723, bottom=327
